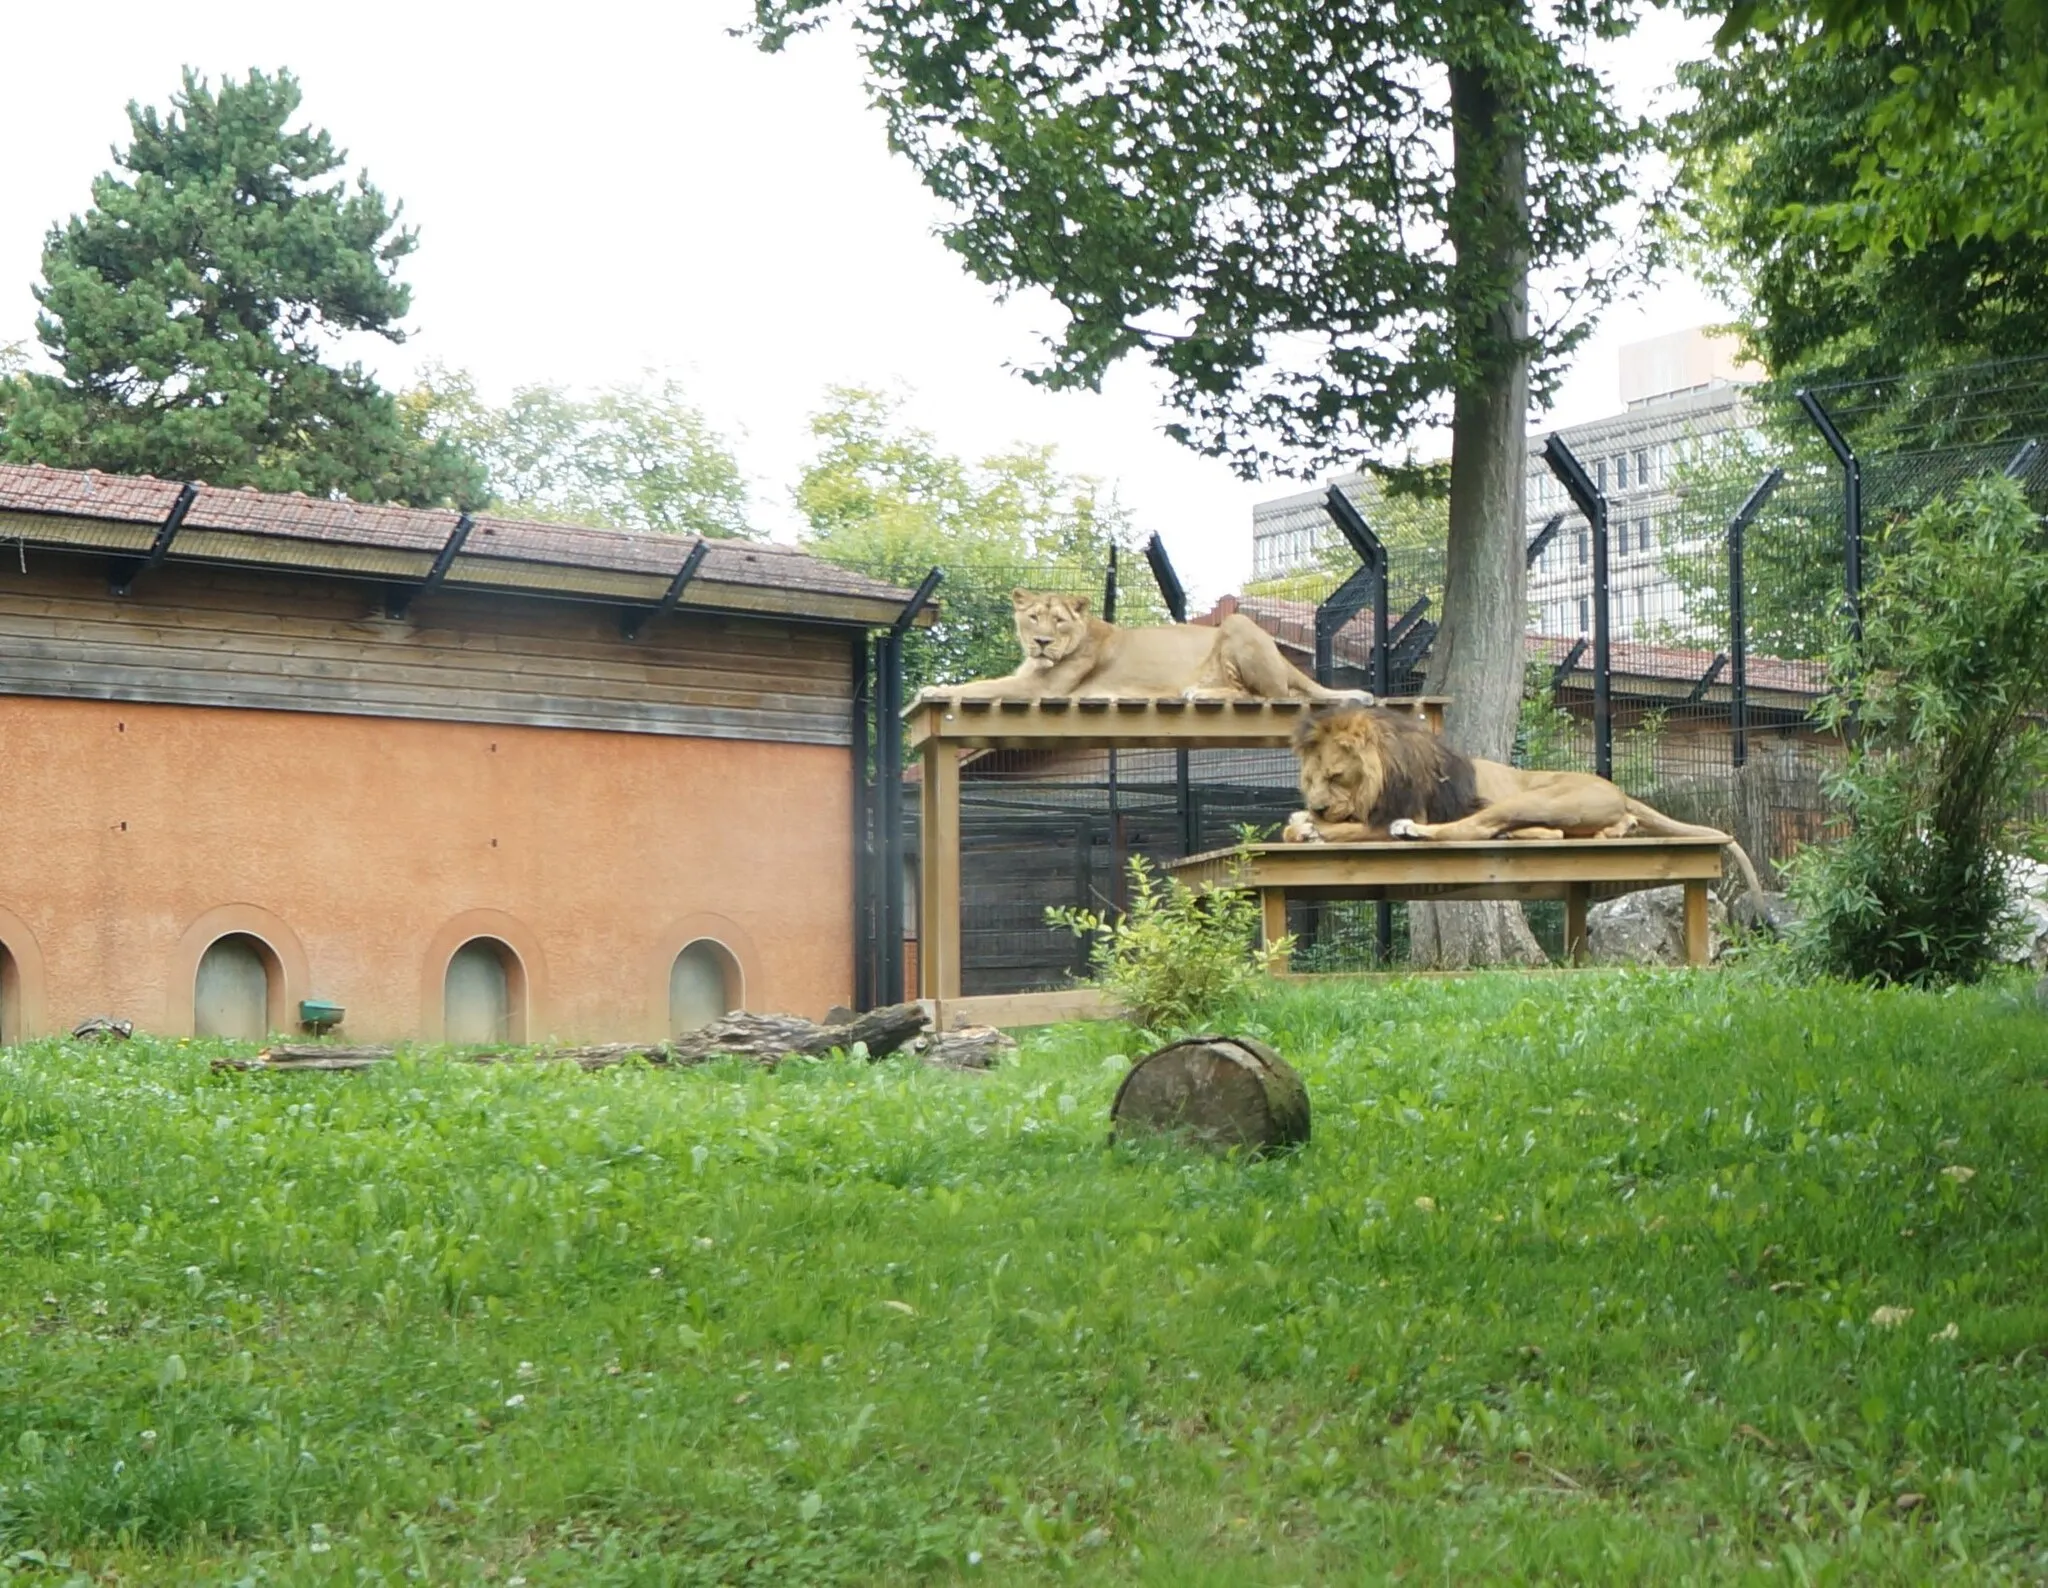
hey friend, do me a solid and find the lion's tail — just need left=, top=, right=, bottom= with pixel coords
left=1622, top=798, right=1771, bottom=907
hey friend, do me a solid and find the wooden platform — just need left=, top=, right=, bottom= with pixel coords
left=908, top=693, right=1450, bottom=1009
left=905, top=691, right=1447, bottom=750
left=1169, top=838, right=1729, bottom=967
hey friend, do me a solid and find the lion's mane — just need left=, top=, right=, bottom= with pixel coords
left=1293, top=707, right=1479, bottom=827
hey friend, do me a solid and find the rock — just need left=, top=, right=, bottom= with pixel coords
left=1731, top=889, right=1798, bottom=937
left=2034, top=975, right=2048, bottom=1012
left=1587, top=886, right=1728, bottom=967
left=70, top=1016, right=133, bottom=1041
left=2000, top=858, right=2048, bottom=971
left=919, top=1025, right=1016, bottom=1070
left=1110, top=1036, right=1310, bottom=1154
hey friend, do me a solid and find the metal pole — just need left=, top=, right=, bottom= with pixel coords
left=1541, top=437, right=1611, bottom=779
left=1101, top=544, right=1118, bottom=622
left=1725, top=468, right=1784, bottom=773
left=877, top=568, right=943, bottom=1005
left=850, top=633, right=874, bottom=1010
left=1144, top=534, right=1200, bottom=855
left=1796, top=390, right=1862, bottom=643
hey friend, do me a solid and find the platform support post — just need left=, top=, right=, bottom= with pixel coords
left=1564, top=883, right=1589, bottom=965
left=1260, top=889, right=1291, bottom=972
left=1682, top=881, right=1710, bottom=967
left=919, top=740, right=963, bottom=1000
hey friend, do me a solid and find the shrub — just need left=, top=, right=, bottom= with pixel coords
left=1049, top=855, right=1286, bottom=1030
left=1788, top=474, right=2048, bottom=985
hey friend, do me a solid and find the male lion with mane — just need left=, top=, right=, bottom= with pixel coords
left=943, top=591, right=1370, bottom=702
left=1284, top=706, right=1769, bottom=903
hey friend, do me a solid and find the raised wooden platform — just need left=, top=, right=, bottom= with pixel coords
left=905, top=691, right=1447, bottom=749
left=908, top=693, right=1450, bottom=1006
left=1169, top=838, right=1728, bottom=967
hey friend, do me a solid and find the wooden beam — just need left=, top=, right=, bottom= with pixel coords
left=1564, top=882, right=1589, bottom=964
left=1683, top=881, right=1711, bottom=966
left=919, top=739, right=963, bottom=1000
left=1261, top=888, right=1290, bottom=969
left=928, top=988, right=1119, bottom=1030
left=905, top=693, right=1449, bottom=750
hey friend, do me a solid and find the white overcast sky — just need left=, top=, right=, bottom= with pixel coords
left=0, top=1, right=1726, bottom=602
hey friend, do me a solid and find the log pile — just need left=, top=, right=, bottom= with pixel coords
left=211, top=1003, right=934, bottom=1074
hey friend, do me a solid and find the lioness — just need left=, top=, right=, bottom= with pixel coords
left=1283, top=705, right=1768, bottom=901
left=945, top=591, right=1370, bottom=702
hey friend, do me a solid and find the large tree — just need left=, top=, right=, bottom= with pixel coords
left=403, top=367, right=753, bottom=537
left=751, top=0, right=1643, bottom=963
left=1, top=68, right=479, bottom=506
left=1674, top=18, right=2048, bottom=387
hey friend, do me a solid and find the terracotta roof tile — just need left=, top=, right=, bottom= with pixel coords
left=0, top=461, right=916, bottom=611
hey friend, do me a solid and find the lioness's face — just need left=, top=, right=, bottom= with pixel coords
left=1011, top=591, right=1090, bottom=665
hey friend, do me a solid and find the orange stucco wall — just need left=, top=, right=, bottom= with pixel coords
left=0, top=696, right=853, bottom=1041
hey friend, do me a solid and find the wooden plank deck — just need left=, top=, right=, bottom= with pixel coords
left=1169, top=839, right=1727, bottom=966
left=905, top=692, right=1448, bottom=750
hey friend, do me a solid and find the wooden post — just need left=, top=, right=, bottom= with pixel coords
left=1564, top=882, right=1589, bottom=965
left=919, top=740, right=963, bottom=999
left=1261, top=888, right=1290, bottom=971
left=1682, top=880, right=1710, bottom=967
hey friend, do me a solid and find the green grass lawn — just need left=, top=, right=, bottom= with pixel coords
left=2, top=972, right=2045, bottom=1585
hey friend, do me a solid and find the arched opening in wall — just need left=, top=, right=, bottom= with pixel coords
left=669, top=940, right=741, bottom=1036
left=195, top=934, right=278, bottom=1041
left=445, top=938, right=524, bottom=1045
left=0, top=941, right=17, bottom=1046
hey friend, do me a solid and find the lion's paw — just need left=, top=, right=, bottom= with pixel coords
left=1283, top=811, right=1325, bottom=845
left=1389, top=818, right=1424, bottom=840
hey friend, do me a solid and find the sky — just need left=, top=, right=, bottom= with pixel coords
left=0, top=1, right=1728, bottom=603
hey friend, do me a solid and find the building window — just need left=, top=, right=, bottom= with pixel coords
left=1576, top=530, right=1588, bottom=567
left=195, top=934, right=275, bottom=1041
left=1614, top=453, right=1629, bottom=490
left=1638, top=518, right=1652, bottom=554
left=1594, top=458, right=1607, bottom=492
left=1577, top=596, right=1589, bottom=633
left=1636, top=448, right=1651, bottom=486
left=445, top=938, right=520, bottom=1044
left=670, top=940, right=742, bottom=1035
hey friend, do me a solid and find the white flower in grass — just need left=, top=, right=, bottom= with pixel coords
left=1870, top=1306, right=1915, bottom=1329
left=1413, top=1196, right=1437, bottom=1213
left=1939, top=1165, right=1975, bottom=1184
left=1930, top=1322, right=1959, bottom=1342
left=504, top=1393, right=526, bottom=1408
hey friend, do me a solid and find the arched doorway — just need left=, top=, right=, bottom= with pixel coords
left=669, top=939, right=741, bottom=1035
left=445, top=938, right=522, bottom=1044
left=194, top=934, right=277, bottom=1040
left=0, top=940, right=17, bottom=1046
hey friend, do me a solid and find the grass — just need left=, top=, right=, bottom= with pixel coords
left=1, top=971, right=2045, bottom=1584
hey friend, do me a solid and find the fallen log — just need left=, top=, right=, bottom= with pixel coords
left=668, top=1002, right=928, bottom=1066
left=213, top=1046, right=391, bottom=1072
left=1109, top=1036, right=1311, bottom=1155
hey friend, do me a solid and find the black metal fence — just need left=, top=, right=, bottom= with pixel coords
left=848, top=353, right=2048, bottom=1004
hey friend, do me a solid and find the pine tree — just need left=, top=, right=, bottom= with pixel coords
left=1, top=68, right=481, bottom=506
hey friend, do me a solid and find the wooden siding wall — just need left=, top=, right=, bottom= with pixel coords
left=0, top=551, right=854, bottom=745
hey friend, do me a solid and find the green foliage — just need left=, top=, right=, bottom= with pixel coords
left=1673, top=18, right=2048, bottom=383
left=1, top=69, right=480, bottom=507
left=793, top=386, right=1153, bottom=693
left=749, top=0, right=1643, bottom=477
left=3, top=972, right=2048, bottom=1581
left=1049, top=856, right=1283, bottom=1031
left=401, top=366, right=752, bottom=537
left=1788, top=474, right=2048, bottom=985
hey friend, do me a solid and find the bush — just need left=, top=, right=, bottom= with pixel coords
left=1049, top=855, right=1287, bottom=1030
left=1788, top=474, right=2048, bottom=985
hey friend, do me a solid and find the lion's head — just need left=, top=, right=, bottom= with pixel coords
left=1293, top=707, right=1479, bottom=827
left=1011, top=590, right=1094, bottom=666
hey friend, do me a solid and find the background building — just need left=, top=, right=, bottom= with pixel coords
left=1251, top=327, right=1760, bottom=641
left=0, top=466, right=922, bottom=1044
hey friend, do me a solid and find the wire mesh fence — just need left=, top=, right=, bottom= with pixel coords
left=854, top=353, right=2048, bottom=1003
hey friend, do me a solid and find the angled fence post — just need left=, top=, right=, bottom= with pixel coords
left=1321, top=484, right=1393, bottom=960
left=1795, top=390, right=1863, bottom=643
left=1542, top=437, right=1611, bottom=779
left=1726, top=468, right=1784, bottom=772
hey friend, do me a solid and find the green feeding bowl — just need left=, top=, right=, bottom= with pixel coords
left=299, top=999, right=345, bottom=1031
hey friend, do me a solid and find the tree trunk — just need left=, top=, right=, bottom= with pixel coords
left=1411, top=34, right=1547, bottom=970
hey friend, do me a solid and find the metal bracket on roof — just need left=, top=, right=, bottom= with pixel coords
left=1550, top=636, right=1589, bottom=691
left=1687, top=652, right=1729, bottom=703
left=1525, top=512, right=1566, bottom=569
left=2005, top=438, right=2040, bottom=479
left=386, top=513, right=474, bottom=620
left=621, top=538, right=710, bottom=641
left=108, top=481, right=199, bottom=596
